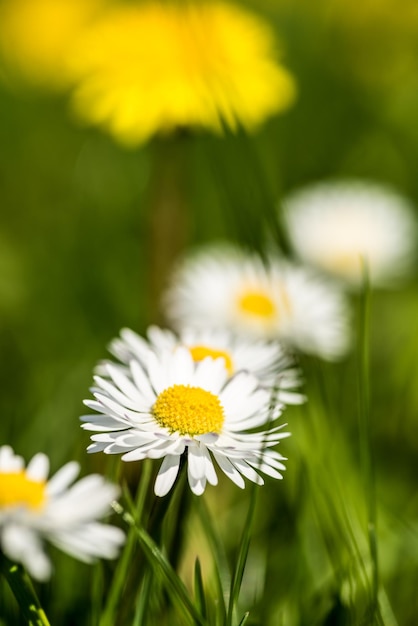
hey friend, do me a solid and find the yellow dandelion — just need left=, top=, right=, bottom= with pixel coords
left=68, top=1, right=296, bottom=146
left=0, top=0, right=106, bottom=89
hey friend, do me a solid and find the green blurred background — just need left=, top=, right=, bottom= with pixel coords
left=1, top=0, right=418, bottom=623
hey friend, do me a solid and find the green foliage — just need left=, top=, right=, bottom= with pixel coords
left=1, top=2, right=418, bottom=625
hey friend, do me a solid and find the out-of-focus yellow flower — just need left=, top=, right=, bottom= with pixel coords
left=67, top=2, right=296, bottom=146
left=0, top=0, right=106, bottom=89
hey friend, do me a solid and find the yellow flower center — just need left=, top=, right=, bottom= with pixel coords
left=152, top=384, right=225, bottom=436
left=0, top=471, right=46, bottom=510
left=238, top=289, right=277, bottom=319
left=189, top=345, right=234, bottom=374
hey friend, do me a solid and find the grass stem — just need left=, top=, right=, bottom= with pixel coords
left=357, top=264, right=380, bottom=621
left=0, top=556, right=51, bottom=626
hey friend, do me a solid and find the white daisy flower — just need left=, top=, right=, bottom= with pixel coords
left=284, top=180, right=417, bottom=286
left=102, top=325, right=304, bottom=406
left=82, top=346, right=290, bottom=497
left=0, top=445, right=125, bottom=581
left=163, top=245, right=349, bottom=360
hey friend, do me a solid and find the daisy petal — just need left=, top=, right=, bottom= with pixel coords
left=154, top=455, right=181, bottom=497
left=47, top=462, right=80, bottom=496
left=213, top=452, right=245, bottom=489
left=26, top=453, right=49, bottom=482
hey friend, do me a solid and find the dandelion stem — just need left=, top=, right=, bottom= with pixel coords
left=146, top=133, right=190, bottom=323
left=0, top=555, right=51, bottom=626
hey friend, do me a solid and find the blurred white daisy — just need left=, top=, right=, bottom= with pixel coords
left=284, top=180, right=417, bottom=286
left=102, top=325, right=304, bottom=405
left=163, top=245, right=349, bottom=360
left=0, top=445, right=124, bottom=581
left=82, top=346, right=290, bottom=497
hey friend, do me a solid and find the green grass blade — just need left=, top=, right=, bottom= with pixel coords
left=90, top=563, right=104, bottom=626
left=226, top=385, right=281, bottom=626
left=357, top=263, right=380, bottom=620
left=0, top=556, right=51, bottom=626
left=99, top=459, right=152, bottom=626
left=226, top=485, right=258, bottom=626
left=133, top=568, right=153, bottom=626
left=194, top=558, right=207, bottom=620
left=195, top=496, right=229, bottom=619
left=237, top=611, right=250, bottom=626
left=113, top=500, right=208, bottom=626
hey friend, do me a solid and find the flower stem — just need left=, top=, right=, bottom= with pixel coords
left=99, top=459, right=152, bottom=626
left=0, top=555, right=51, bottom=626
left=112, top=496, right=207, bottom=626
left=145, top=133, right=191, bottom=323
left=357, top=263, right=381, bottom=623
left=226, top=481, right=258, bottom=626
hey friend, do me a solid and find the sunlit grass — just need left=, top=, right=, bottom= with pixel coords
left=1, top=2, right=418, bottom=624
